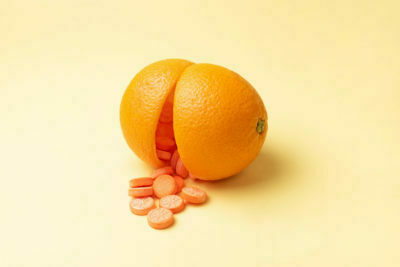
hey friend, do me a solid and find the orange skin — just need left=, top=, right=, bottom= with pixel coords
left=120, top=59, right=193, bottom=168
left=120, top=59, right=267, bottom=180
left=147, top=208, right=174, bottom=229
left=174, top=64, right=267, bottom=180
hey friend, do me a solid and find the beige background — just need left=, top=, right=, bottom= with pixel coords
left=1, top=0, right=399, bottom=266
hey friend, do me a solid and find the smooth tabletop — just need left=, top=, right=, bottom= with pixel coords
left=1, top=0, right=399, bottom=266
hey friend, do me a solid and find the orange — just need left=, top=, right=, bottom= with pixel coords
left=120, top=59, right=193, bottom=167
left=120, top=59, right=268, bottom=180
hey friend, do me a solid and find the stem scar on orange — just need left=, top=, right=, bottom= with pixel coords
left=120, top=59, right=268, bottom=180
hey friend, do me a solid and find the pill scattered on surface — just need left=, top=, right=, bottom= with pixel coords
left=181, top=186, right=207, bottom=204
left=159, top=195, right=185, bottom=213
left=130, top=197, right=155, bottom=215
left=129, top=177, right=154, bottom=188
left=147, top=208, right=174, bottom=229
left=153, top=175, right=177, bottom=198
left=128, top=187, right=154, bottom=198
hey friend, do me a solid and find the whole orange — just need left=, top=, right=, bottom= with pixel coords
left=120, top=59, right=267, bottom=180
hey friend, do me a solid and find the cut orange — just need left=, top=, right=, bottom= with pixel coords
left=120, top=59, right=267, bottom=180
left=120, top=59, right=193, bottom=167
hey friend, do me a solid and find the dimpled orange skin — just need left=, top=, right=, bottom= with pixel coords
left=120, top=59, right=268, bottom=180
left=174, top=64, right=267, bottom=180
left=120, top=59, right=193, bottom=167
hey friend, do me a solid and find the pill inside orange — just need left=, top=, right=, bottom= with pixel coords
left=159, top=101, right=173, bottom=123
left=156, top=136, right=175, bottom=151
left=120, top=59, right=268, bottom=180
left=130, top=197, right=155, bottom=215
left=147, top=208, right=174, bottom=229
left=176, top=157, right=188, bottom=178
left=156, top=123, right=174, bottom=139
left=151, top=166, right=173, bottom=178
left=153, top=175, right=177, bottom=198
left=173, top=175, right=185, bottom=193
left=156, top=150, right=171, bottom=161
left=170, top=150, right=180, bottom=172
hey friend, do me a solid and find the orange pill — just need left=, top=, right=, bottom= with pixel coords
left=128, top=187, right=153, bottom=198
left=153, top=175, right=177, bottom=198
left=181, top=187, right=207, bottom=204
left=156, top=123, right=174, bottom=139
left=156, top=150, right=171, bottom=161
left=160, top=195, right=185, bottom=213
left=129, top=177, right=154, bottom=188
left=151, top=166, right=173, bottom=178
left=176, top=158, right=188, bottom=178
left=170, top=150, right=180, bottom=172
left=147, top=208, right=174, bottom=229
left=156, top=136, right=175, bottom=151
left=173, top=175, right=185, bottom=193
left=159, top=102, right=173, bottom=123
left=129, top=197, right=155, bottom=215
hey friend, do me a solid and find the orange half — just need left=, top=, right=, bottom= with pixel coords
left=120, top=59, right=193, bottom=167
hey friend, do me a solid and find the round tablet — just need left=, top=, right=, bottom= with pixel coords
left=160, top=195, right=185, bottom=213
left=147, top=208, right=174, bottom=229
left=129, top=197, right=155, bottom=216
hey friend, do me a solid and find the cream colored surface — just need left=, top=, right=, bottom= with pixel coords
left=1, top=1, right=399, bottom=266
